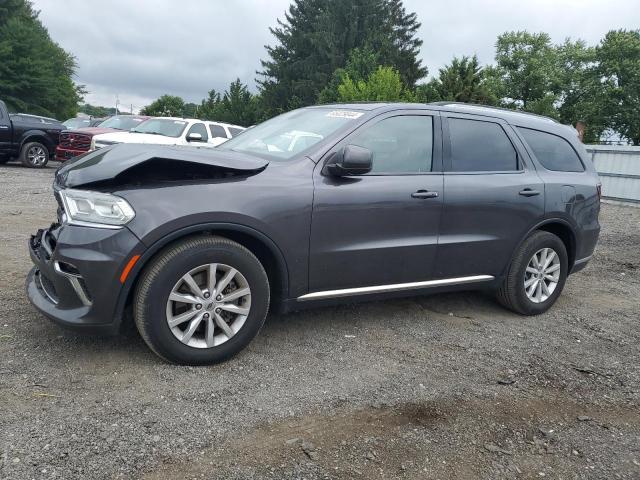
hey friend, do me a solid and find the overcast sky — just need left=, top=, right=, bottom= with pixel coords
left=33, top=0, right=640, bottom=113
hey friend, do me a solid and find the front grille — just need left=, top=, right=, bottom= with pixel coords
left=59, top=132, right=92, bottom=151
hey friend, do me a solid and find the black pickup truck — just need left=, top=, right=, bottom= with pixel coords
left=0, top=100, right=65, bottom=168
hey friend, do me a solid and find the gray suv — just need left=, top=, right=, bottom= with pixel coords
left=26, top=103, right=601, bottom=365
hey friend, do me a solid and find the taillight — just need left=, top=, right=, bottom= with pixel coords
left=596, top=183, right=602, bottom=202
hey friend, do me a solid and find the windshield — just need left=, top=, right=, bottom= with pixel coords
left=98, top=116, right=146, bottom=131
left=63, top=118, right=91, bottom=129
left=131, top=118, right=188, bottom=138
left=218, top=108, right=364, bottom=160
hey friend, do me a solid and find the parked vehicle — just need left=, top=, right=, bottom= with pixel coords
left=26, top=103, right=601, bottom=365
left=55, top=115, right=150, bottom=161
left=0, top=100, right=64, bottom=168
left=10, top=113, right=60, bottom=124
left=90, top=118, right=245, bottom=150
left=62, top=117, right=107, bottom=130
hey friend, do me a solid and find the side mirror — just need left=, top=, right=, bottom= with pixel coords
left=324, top=144, right=372, bottom=176
left=187, top=132, right=203, bottom=142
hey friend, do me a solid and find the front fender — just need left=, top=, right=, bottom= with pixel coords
left=112, top=221, right=292, bottom=330
left=19, top=129, right=57, bottom=153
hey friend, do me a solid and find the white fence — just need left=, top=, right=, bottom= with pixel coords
left=586, top=145, right=640, bottom=204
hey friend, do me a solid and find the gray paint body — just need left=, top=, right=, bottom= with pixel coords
left=26, top=103, right=601, bottom=333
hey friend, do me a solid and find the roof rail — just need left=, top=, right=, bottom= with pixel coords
left=428, top=101, right=558, bottom=123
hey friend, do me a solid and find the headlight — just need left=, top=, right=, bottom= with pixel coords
left=93, top=140, right=119, bottom=150
left=59, top=189, right=135, bottom=228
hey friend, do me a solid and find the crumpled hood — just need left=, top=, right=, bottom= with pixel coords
left=55, top=143, right=268, bottom=188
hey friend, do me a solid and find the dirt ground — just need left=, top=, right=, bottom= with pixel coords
left=0, top=161, right=638, bottom=479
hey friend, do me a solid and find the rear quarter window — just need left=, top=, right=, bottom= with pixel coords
left=517, top=127, right=584, bottom=172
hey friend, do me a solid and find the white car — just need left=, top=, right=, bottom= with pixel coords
left=91, top=118, right=245, bottom=150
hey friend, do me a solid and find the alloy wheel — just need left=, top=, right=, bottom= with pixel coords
left=524, top=247, right=561, bottom=304
left=27, top=145, right=47, bottom=166
left=165, top=263, right=252, bottom=348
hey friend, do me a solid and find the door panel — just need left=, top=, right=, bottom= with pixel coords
left=435, top=114, right=545, bottom=279
left=0, top=109, right=11, bottom=153
left=435, top=172, right=544, bottom=278
left=309, top=112, right=443, bottom=292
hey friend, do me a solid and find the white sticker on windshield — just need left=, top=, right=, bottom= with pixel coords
left=326, top=110, right=363, bottom=119
left=174, top=121, right=186, bottom=125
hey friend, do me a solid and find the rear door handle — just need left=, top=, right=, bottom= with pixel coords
left=411, top=190, right=439, bottom=199
left=519, top=188, right=541, bottom=197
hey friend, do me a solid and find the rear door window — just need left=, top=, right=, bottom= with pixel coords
left=210, top=124, right=228, bottom=139
left=517, top=127, right=584, bottom=172
left=448, top=118, right=518, bottom=172
left=228, top=127, right=244, bottom=137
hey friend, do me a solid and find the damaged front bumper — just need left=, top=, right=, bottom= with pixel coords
left=26, top=221, right=142, bottom=334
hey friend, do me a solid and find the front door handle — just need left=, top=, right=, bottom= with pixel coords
left=411, top=190, right=439, bottom=199
left=519, top=188, right=541, bottom=197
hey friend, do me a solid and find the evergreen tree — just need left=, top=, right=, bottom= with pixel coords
left=258, top=0, right=426, bottom=115
left=198, top=79, right=260, bottom=126
left=415, top=55, right=497, bottom=105
left=318, top=47, right=380, bottom=103
left=0, top=0, right=83, bottom=119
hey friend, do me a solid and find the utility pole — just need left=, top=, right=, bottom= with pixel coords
left=115, top=94, right=119, bottom=115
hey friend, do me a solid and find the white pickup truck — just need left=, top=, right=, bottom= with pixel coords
left=91, top=117, right=245, bottom=150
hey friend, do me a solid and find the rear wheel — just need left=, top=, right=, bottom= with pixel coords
left=20, top=142, right=49, bottom=168
left=497, top=231, right=568, bottom=315
left=134, top=236, right=270, bottom=365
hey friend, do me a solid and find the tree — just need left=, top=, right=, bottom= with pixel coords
left=141, top=95, right=186, bottom=117
left=79, top=104, right=114, bottom=117
left=489, top=31, right=560, bottom=117
left=337, top=66, right=415, bottom=102
left=596, top=30, right=640, bottom=145
left=318, top=47, right=380, bottom=103
left=199, top=79, right=260, bottom=126
left=0, top=0, right=83, bottom=119
left=258, top=0, right=426, bottom=115
left=555, top=40, right=604, bottom=143
left=415, top=55, right=498, bottom=105
left=183, top=102, right=199, bottom=118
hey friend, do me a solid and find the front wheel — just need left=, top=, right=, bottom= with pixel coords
left=497, top=231, right=568, bottom=315
left=134, top=236, right=270, bottom=365
left=20, top=142, right=49, bottom=168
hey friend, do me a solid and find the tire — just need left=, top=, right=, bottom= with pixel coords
left=20, top=141, right=49, bottom=168
left=496, top=231, right=568, bottom=315
left=134, top=235, right=270, bottom=365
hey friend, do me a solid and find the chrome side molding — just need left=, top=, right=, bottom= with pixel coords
left=297, top=275, right=495, bottom=301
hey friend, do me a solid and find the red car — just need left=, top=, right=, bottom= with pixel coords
left=55, top=115, right=150, bottom=161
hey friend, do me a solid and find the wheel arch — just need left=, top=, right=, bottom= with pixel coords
left=536, top=221, right=577, bottom=270
left=115, top=223, right=290, bottom=329
left=20, top=130, right=55, bottom=154
left=505, top=218, right=578, bottom=278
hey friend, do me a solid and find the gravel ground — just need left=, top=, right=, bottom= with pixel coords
left=0, top=161, right=639, bottom=480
